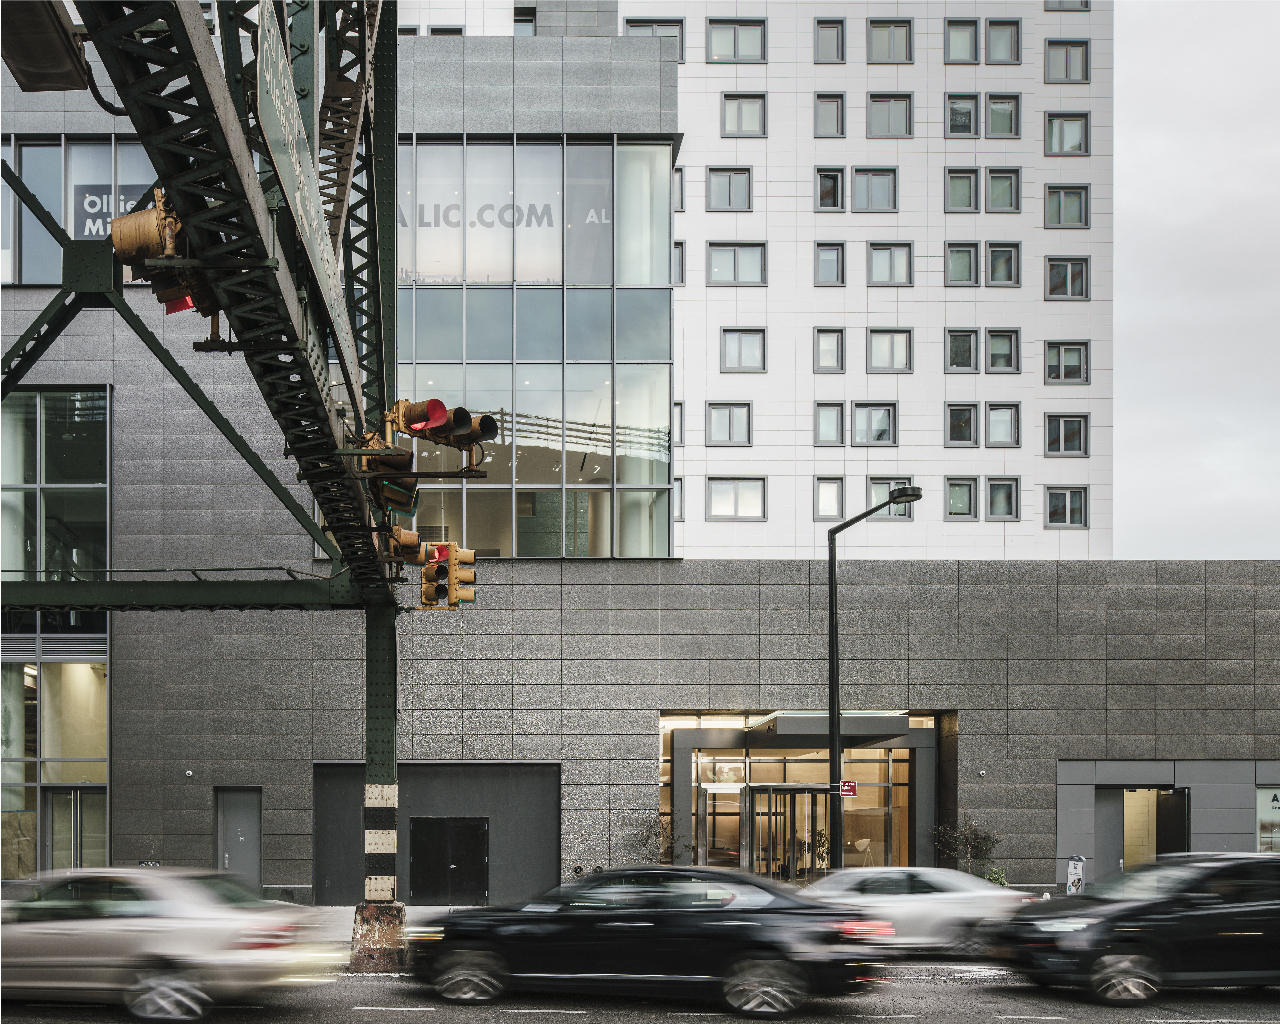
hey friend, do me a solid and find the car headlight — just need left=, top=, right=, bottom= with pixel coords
left=1033, top=917, right=1099, bottom=933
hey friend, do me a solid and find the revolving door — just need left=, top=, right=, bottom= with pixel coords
left=748, top=785, right=830, bottom=884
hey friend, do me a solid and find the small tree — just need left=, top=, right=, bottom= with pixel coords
left=626, top=812, right=693, bottom=864
left=935, top=817, right=1003, bottom=876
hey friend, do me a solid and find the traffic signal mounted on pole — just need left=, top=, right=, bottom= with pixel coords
left=420, top=543, right=450, bottom=608
left=445, top=543, right=476, bottom=607
left=388, top=399, right=500, bottom=468
left=364, top=444, right=417, bottom=516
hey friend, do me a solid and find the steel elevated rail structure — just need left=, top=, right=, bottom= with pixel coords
left=2, top=0, right=409, bottom=954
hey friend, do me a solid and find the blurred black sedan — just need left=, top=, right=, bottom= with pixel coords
left=979, top=853, right=1280, bottom=1004
left=407, top=866, right=892, bottom=1017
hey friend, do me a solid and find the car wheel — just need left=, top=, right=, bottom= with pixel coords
left=720, top=956, right=808, bottom=1018
left=433, top=949, right=508, bottom=1004
left=124, top=972, right=212, bottom=1021
left=1089, top=952, right=1161, bottom=1005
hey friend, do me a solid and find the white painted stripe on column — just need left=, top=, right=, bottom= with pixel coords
left=365, top=784, right=398, bottom=807
left=365, top=875, right=396, bottom=900
left=365, top=829, right=397, bottom=853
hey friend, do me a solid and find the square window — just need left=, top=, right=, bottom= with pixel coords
left=815, top=19, right=844, bottom=63
left=986, top=243, right=1021, bottom=286
left=673, top=241, right=685, bottom=285
left=987, top=478, right=1020, bottom=521
left=946, top=242, right=979, bottom=286
left=513, top=12, right=534, bottom=36
left=946, top=478, right=979, bottom=521
left=870, top=477, right=913, bottom=518
left=1045, top=486, right=1088, bottom=528
left=944, top=168, right=979, bottom=213
left=673, top=401, right=684, bottom=445
left=946, top=330, right=979, bottom=373
left=1046, top=413, right=1090, bottom=456
left=986, top=19, right=1021, bottom=63
left=1046, top=113, right=1090, bottom=155
left=1046, top=184, right=1090, bottom=227
left=986, top=94, right=1021, bottom=138
left=707, top=402, right=752, bottom=445
left=673, top=477, right=684, bottom=521
left=945, top=20, right=978, bottom=62
left=707, top=167, right=752, bottom=211
left=814, top=403, right=845, bottom=445
left=868, top=20, right=912, bottom=62
left=853, top=168, right=897, bottom=212
left=986, top=330, right=1021, bottom=372
left=673, top=167, right=684, bottom=211
left=814, top=328, right=844, bottom=373
left=707, top=478, right=766, bottom=520
left=626, top=20, right=684, bottom=62
left=987, top=168, right=1021, bottom=212
left=815, top=95, right=845, bottom=137
left=1047, top=40, right=1089, bottom=83
left=945, top=403, right=979, bottom=447
left=721, top=329, right=765, bottom=372
left=815, top=168, right=846, bottom=211
left=1046, top=257, right=1089, bottom=299
left=986, top=403, right=1021, bottom=447
left=722, top=95, right=767, bottom=137
left=867, top=329, right=911, bottom=372
left=946, top=95, right=980, bottom=139
left=867, top=242, right=912, bottom=286
left=815, top=478, right=844, bottom=520
left=708, top=20, right=765, bottom=62
left=868, top=94, right=912, bottom=138
left=708, top=243, right=766, bottom=285
left=853, top=403, right=897, bottom=446
left=815, top=243, right=845, bottom=286
left=1046, top=0, right=1089, bottom=9
left=1046, top=340, right=1090, bottom=383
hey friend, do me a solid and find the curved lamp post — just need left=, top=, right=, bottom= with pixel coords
left=827, top=485, right=923, bottom=870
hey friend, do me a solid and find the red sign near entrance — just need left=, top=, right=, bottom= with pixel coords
left=839, top=780, right=857, bottom=798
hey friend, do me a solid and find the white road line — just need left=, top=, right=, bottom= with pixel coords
left=498, top=1011, right=589, bottom=1014
left=352, top=1008, right=438, bottom=1012
left=847, top=1015, right=919, bottom=1019
left=1145, top=1020, right=1280, bottom=1023
left=994, top=1017, right=1068, bottom=1021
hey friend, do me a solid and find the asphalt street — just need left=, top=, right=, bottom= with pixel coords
left=4, top=962, right=1278, bottom=1024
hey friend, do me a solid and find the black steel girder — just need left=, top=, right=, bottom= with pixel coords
left=3, top=575, right=363, bottom=610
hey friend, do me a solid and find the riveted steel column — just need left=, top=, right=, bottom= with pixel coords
left=373, top=2, right=397, bottom=410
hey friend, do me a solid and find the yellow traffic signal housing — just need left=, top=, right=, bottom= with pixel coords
left=390, top=525, right=427, bottom=566
left=421, top=557, right=449, bottom=608
left=445, top=542, right=476, bottom=607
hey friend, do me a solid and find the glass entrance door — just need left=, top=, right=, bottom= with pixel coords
left=748, top=786, right=829, bottom=885
left=44, top=787, right=106, bottom=870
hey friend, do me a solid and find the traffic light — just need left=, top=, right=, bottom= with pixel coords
left=365, top=445, right=417, bottom=515
left=390, top=399, right=500, bottom=454
left=390, top=525, right=427, bottom=565
left=110, top=188, right=217, bottom=315
left=445, top=542, right=476, bottom=607
left=420, top=543, right=450, bottom=608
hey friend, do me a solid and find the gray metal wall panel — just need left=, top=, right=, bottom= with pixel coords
left=1094, top=788, right=1124, bottom=879
left=1094, top=760, right=1175, bottom=786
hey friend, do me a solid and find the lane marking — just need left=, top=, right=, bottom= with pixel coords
left=1145, top=1020, right=1280, bottom=1023
left=353, top=1008, right=438, bottom=1012
left=498, top=1011, right=589, bottom=1015
left=847, top=1016, right=919, bottom=1019
left=995, top=1017, right=1068, bottom=1021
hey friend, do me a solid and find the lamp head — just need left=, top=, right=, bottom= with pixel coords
left=889, top=485, right=923, bottom=505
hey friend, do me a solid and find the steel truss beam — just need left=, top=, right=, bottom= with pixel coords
left=75, top=0, right=393, bottom=605
left=3, top=576, right=363, bottom=610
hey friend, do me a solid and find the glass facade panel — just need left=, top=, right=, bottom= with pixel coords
left=615, top=290, right=671, bottom=359
left=43, top=392, right=108, bottom=486
left=515, top=146, right=562, bottom=284
left=39, top=663, right=107, bottom=760
left=415, top=488, right=463, bottom=545
left=466, top=489, right=513, bottom=557
left=566, top=490, right=611, bottom=557
left=1, top=785, right=37, bottom=879
left=398, top=143, right=415, bottom=283
left=466, top=364, right=513, bottom=485
left=416, top=288, right=464, bottom=361
left=565, top=147, right=612, bottom=285
left=465, top=146, right=514, bottom=283
left=42, top=489, right=107, bottom=580
left=516, top=289, right=562, bottom=361
left=19, top=145, right=62, bottom=284
left=65, top=144, right=113, bottom=242
left=565, top=289, right=611, bottom=360
left=465, top=288, right=513, bottom=360
left=1, top=141, right=10, bottom=284
left=516, top=490, right=563, bottom=556
left=565, top=365, right=612, bottom=485
left=618, top=489, right=669, bottom=557
left=2, top=392, right=37, bottom=485
left=1, top=663, right=37, bottom=764
left=615, top=364, right=671, bottom=485
left=515, top=365, right=563, bottom=486
left=616, top=146, right=670, bottom=285
left=415, top=144, right=466, bottom=284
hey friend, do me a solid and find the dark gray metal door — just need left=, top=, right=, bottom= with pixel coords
left=410, top=817, right=488, bottom=905
left=1156, top=789, right=1190, bottom=854
left=1094, top=788, right=1124, bottom=880
left=216, top=788, right=262, bottom=894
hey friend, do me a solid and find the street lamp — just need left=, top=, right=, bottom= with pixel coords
left=827, top=484, right=922, bottom=870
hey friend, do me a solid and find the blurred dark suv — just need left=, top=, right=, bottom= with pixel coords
left=979, top=853, right=1280, bottom=1004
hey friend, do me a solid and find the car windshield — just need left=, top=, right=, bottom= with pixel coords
left=1085, top=862, right=1208, bottom=900
left=182, top=875, right=271, bottom=907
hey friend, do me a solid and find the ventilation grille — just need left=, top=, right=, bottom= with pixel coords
left=38, top=636, right=109, bottom=660
left=420, top=526, right=450, bottom=543
left=0, top=635, right=38, bottom=660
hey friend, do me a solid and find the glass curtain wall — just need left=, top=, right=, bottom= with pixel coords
left=396, top=138, right=673, bottom=557
left=2, top=135, right=156, bottom=285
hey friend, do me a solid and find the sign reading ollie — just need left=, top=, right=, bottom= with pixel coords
left=839, top=781, right=857, bottom=798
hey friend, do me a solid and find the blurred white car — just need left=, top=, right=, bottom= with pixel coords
left=804, top=867, right=1038, bottom=952
left=1, top=868, right=346, bottom=1019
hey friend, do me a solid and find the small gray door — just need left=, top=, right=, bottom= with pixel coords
left=216, top=788, right=262, bottom=894
left=1094, top=788, right=1124, bottom=881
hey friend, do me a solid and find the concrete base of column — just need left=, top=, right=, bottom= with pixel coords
left=350, top=900, right=406, bottom=972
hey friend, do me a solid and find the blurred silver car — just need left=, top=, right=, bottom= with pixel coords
left=1, top=868, right=345, bottom=1019
left=804, top=867, right=1038, bottom=953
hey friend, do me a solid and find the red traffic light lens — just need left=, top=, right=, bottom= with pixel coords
left=431, top=544, right=450, bottom=563
left=407, top=398, right=448, bottom=432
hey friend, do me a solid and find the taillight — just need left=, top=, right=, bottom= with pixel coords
left=834, top=919, right=894, bottom=939
left=231, top=923, right=299, bottom=949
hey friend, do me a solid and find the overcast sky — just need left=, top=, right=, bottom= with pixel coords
left=1114, top=1, right=1280, bottom=558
